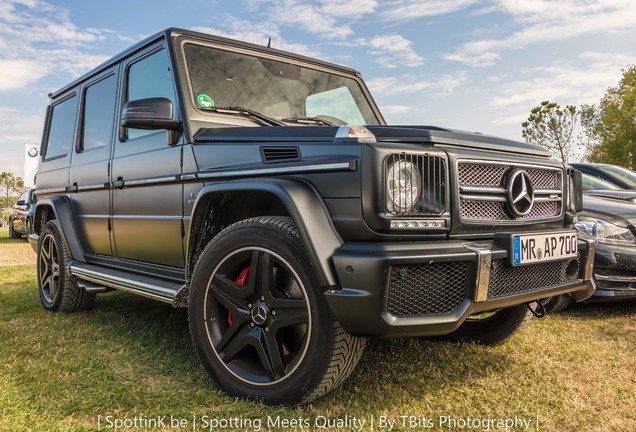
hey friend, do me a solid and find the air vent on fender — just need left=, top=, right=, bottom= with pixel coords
left=260, top=146, right=301, bottom=163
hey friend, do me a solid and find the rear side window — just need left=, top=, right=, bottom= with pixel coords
left=82, top=74, right=117, bottom=151
left=44, top=95, right=78, bottom=160
left=126, top=49, right=176, bottom=140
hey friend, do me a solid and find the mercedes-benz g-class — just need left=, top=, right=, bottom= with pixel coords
left=30, top=28, right=595, bottom=405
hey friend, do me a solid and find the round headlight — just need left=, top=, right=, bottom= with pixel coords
left=387, top=160, right=421, bottom=212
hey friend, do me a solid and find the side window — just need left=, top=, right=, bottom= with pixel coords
left=82, top=74, right=117, bottom=151
left=126, top=49, right=176, bottom=140
left=44, top=95, right=78, bottom=160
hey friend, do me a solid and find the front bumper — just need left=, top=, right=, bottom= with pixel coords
left=587, top=242, right=636, bottom=302
left=325, top=238, right=595, bottom=337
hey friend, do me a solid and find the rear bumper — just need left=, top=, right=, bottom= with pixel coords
left=325, top=238, right=595, bottom=337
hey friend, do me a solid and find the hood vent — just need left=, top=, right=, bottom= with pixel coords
left=260, top=146, right=301, bottom=163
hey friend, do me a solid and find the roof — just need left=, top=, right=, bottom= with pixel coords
left=50, top=27, right=359, bottom=100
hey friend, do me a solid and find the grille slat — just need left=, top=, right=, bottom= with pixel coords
left=458, top=162, right=563, bottom=222
left=387, top=262, right=467, bottom=316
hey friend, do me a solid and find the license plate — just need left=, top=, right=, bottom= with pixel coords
left=512, top=232, right=578, bottom=266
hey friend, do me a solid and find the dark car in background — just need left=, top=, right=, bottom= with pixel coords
left=543, top=195, right=636, bottom=312
left=572, top=162, right=636, bottom=190
left=9, top=188, right=36, bottom=239
left=581, top=173, right=636, bottom=203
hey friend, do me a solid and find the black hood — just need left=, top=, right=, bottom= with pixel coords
left=195, top=124, right=552, bottom=158
left=366, top=126, right=552, bottom=158
left=582, top=195, right=636, bottom=228
left=584, top=189, right=636, bottom=202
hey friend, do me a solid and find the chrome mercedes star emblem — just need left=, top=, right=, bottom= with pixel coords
left=507, top=170, right=535, bottom=217
left=250, top=305, right=268, bottom=325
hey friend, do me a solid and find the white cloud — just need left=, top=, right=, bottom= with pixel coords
left=445, top=0, right=636, bottom=66
left=319, top=0, right=378, bottom=17
left=367, top=71, right=468, bottom=96
left=367, top=34, right=424, bottom=68
left=0, top=0, right=127, bottom=92
left=489, top=51, right=636, bottom=110
left=380, top=0, right=476, bottom=21
left=191, top=21, right=316, bottom=57
left=367, top=76, right=433, bottom=95
left=229, top=0, right=378, bottom=41
left=381, top=104, right=419, bottom=114
left=0, top=59, right=48, bottom=91
left=0, top=106, right=44, bottom=174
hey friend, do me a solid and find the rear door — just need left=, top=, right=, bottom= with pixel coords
left=69, top=67, right=120, bottom=256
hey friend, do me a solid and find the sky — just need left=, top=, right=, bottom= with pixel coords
left=1, top=0, right=636, bottom=177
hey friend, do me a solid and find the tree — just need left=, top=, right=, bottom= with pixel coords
left=578, top=104, right=598, bottom=162
left=586, top=65, right=636, bottom=168
left=521, top=100, right=578, bottom=163
left=0, top=172, right=24, bottom=208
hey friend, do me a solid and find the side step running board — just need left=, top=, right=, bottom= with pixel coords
left=69, top=261, right=184, bottom=305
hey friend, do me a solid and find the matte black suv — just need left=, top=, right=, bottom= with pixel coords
left=31, top=28, right=595, bottom=405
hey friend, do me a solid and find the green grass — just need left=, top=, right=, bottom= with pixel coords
left=0, top=227, right=635, bottom=431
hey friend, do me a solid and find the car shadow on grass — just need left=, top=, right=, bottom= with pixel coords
left=76, top=290, right=513, bottom=410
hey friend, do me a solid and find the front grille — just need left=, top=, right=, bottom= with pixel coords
left=488, top=257, right=579, bottom=299
left=387, top=262, right=467, bottom=316
left=385, top=153, right=447, bottom=216
left=458, top=161, right=563, bottom=222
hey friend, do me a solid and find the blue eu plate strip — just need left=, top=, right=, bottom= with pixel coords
left=513, top=236, right=521, bottom=265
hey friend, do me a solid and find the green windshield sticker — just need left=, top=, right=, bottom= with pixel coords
left=197, top=94, right=214, bottom=109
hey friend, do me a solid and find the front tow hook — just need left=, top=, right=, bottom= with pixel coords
left=525, top=301, right=547, bottom=318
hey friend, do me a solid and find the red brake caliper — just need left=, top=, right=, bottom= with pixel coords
left=229, top=266, right=251, bottom=326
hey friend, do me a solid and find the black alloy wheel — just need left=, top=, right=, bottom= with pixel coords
left=189, top=217, right=366, bottom=405
left=39, top=232, right=60, bottom=305
left=204, top=246, right=311, bottom=384
left=37, top=220, right=95, bottom=312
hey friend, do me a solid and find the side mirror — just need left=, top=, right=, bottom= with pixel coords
left=121, top=97, right=181, bottom=131
left=16, top=200, right=26, bottom=206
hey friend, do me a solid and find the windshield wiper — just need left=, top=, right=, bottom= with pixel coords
left=202, top=105, right=285, bottom=126
left=281, top=116, right=336, bottom=126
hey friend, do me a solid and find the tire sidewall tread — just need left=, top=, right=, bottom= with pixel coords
left=188, top=216, right=365, bottom=405
left=37, top=220, right=95, bottom=313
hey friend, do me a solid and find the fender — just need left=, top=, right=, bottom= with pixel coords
left=187, top=178, right=343, bottom=287
left=32, top=196, right=85, bottom=262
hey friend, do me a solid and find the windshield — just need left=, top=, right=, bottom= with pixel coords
left=599, top=164, right=636, bottom=188
left=183, top=42, right=381, bottom=126
left=581, top=173, right=621, bottom=190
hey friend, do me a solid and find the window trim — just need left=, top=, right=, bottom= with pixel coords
left=77, top=71, right=118, bottom=154
left=120, top=46, right=176, bottom=143
left=42, top=92, right=78, bottom=162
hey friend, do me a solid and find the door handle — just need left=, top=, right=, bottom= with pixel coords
left=67, top=182, right=79, bottom=193
left=112, top=177, right=124, bottom=189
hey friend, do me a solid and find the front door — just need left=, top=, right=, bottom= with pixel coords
left=111, top=44, right=184, bottom=268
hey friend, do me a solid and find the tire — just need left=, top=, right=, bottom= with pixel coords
left=26, top=218, right=33, bottom=236
left=37, top=220, right=95, bottom=312
left=443, top=305, right=532, bottom=345
left=538, top=295, right=573, bottom=314
left=188, top=216, right=365, bottom=405
left=9, top=221, right=21, bottom=239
